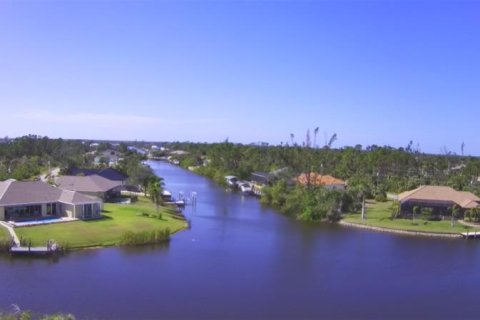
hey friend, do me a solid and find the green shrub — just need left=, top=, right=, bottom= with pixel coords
left=375, top=192, right=387, bottom=202
left=120, top=228, right=171, bottom=246
left=0, top=239, right=12, bottom=252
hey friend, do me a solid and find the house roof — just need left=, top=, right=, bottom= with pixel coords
left=297, top=173, right=346, bottom=186
left=0, top=180, right=101, bottom=206
left=58, top=189, right=100, bottom=204
left=70, top=167, right=127, bottom=181
left=252, top=172, right=270, bottom=179
left=56, top=174, right=123, bottom=193
left=398, top=186, right=480, bottom=209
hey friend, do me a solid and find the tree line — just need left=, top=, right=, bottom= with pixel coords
left=165, top=139, right=480, bottom=222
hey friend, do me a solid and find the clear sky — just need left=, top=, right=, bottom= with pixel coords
left=0, top=0, right=479, bottom=154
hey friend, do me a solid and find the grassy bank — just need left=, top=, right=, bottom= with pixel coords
left=343, top=200, right=478, bottom=234
left=15, top=197, right=187, bottom=249
left=0, top=227, right=10, bottom=241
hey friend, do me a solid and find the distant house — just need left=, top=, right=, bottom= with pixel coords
left=251, top=172, right=271, bottom=186
left=69, top=167, right=127, bottom=184
left=94, top=149, right=122, bottom=167
left=297, top=173, right=346, bottom=190
left=0, top=179, right=102, bottom=221
left=127, top=146, right=147, bottom=155
left=56, top=175, right=124, bottom=200
left=398, top=185, right=480, bottom=216
left=169, top=150, right=189, bottom=156
left=251, top=168, right=289, bottom=186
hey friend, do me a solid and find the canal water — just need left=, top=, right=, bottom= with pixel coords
left=1, top=161, right=480, bottom=319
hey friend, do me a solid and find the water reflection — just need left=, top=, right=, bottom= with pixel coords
left=119, top=242, right=170, bottom=256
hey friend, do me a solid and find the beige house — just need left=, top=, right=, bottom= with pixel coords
left=398, top=185, right=480, bottom=216
left=0, top=179, right=103, bottom=221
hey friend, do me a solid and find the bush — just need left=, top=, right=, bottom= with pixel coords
left=120, top=228, right=171, bottom=246
left=375, top=192, right=387, bottom=202
left=0, top=239, right=12, bottom=252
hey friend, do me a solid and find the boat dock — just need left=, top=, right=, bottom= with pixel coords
left=10, top=246, right=57, bottom=256
left=461, top=232, right=480, bottom=239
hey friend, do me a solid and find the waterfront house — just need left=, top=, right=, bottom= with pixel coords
left=0, top=179, right=102, bottom=221
left=297, top=173, right=346, bottom=190
left=56, top=174, right=124, bottom=200
left=69, top=167, right=128, bottom=184
left=398, top=185, right=480, bottom=216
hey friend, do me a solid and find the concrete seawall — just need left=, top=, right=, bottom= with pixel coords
left=339, top=220, right=462, bottom=239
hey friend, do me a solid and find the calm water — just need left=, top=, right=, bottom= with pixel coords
left=1, top=161, right=480, bottom=319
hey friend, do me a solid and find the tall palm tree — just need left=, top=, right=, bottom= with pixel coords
left=313, top=127, right=319, bottom=148
left=148, top=176, right=164, bottom=212
left=412, top=206, right=420, bottom=224
left=450, top=204, right=460, bottom=228
left=391, top=201, right=400, bottom=219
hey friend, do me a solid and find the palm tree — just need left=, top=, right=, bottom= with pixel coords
left=361, top=195, right=366, bottom=221
left=412, top=206, right=420, bottom=224
left=465, top=209, right=472, bottom=223
left=327, top=133, right=337, bottom=149
left=450, top=204, right=460, bottom=228
left=472, top=207, right=479, bottom=223
left=391, top=201, right=400, bottom=219
left=148, top=176, right=164, bottom=212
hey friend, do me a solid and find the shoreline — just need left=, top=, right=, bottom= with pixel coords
left=339, top=220, right=462, bottom=239
left=155, top=162, right=470, bottom=241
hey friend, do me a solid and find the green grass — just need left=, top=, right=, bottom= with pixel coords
left=15, top=197, right=188, bottom=248
left=343, top=200, right=478, bottom=234
left=0, top=226, right=11, bottom=241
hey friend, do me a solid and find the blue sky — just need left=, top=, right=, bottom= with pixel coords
left=0, top=0, right=479, bottom=154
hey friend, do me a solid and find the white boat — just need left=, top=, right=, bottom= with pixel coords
left=225, top=176, right=238, bottom=188
left=238, top=181, right=253, bottom=195
left=161, top=190, right=172, bottom=201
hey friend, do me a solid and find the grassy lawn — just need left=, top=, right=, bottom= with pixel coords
left=15, top=197, right=188, bottom=248
left=0, top=226, right=11, bottom=242
left=343, top=200, right=478, bottom=234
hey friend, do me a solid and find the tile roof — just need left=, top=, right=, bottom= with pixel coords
left=0, top=180, right=101, bottom=206
left=56, top=174, right=122, bottom=193
left=58, top=189, right=101, bottom=204
left=297, top=173, right=346, bottom=186
left=70, top=167, right=127, bottom=181
left=398, top=186, right=480, bottom=209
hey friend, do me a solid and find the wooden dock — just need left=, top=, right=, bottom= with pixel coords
left=461, top=232, right=480, bottom=239
left=10, top=246, right=57, bottom=256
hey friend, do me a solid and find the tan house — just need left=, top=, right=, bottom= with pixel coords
left=55, top=174, right=123, bottom=200
left=0, top=179, right=102, bottom=221
left=297, top=173, right=346, bottom=190
left=398, top=185, right=480, bottom=216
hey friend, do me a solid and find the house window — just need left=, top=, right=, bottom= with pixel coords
left=46, top=203, right=57, bottom=216
left=83, top=204, right=93, bottom=219
left=5, top=205, right=42, bottom=220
